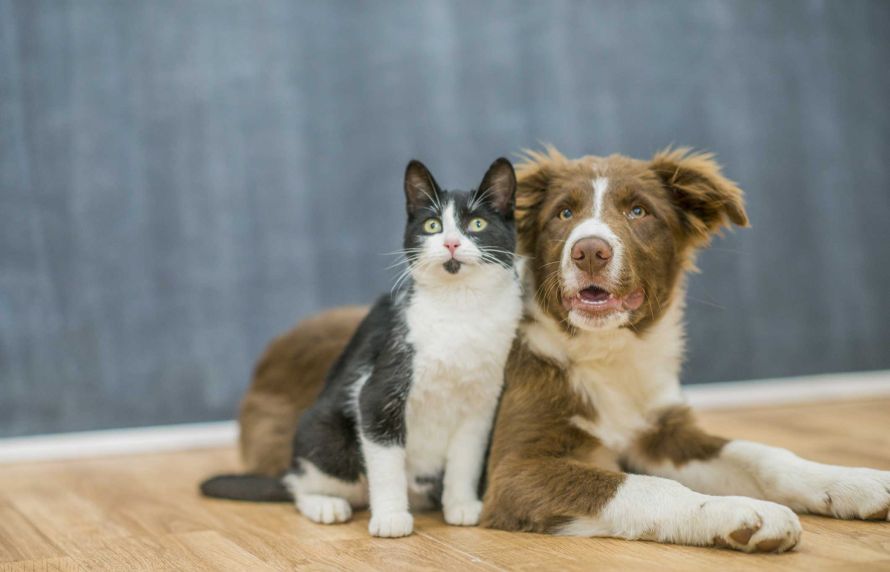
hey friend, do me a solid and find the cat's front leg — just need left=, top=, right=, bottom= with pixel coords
left=442, top=415, right=493, bottom=526
left=361, top=437, right=414, bottom=537
left=358, top=369, right=414, bottom=538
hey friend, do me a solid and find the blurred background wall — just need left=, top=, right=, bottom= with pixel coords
left=1, top=0, right=888, bottom=437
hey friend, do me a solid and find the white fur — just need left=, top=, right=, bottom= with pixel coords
left=631, top=441, right=890, bottom=520
left=403, top=261, right=521, bottom=525
left=284, top=459, right=368, bottom=524
left=361, top=438, right=414, bottom=537
left=592, top=177, right=609, bottom=219
left=557, top=474, right=801, bottom=553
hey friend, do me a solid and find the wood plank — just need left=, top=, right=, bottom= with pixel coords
left=0, top=399, right=888, bottom=570
left=0, top=557, right=85, bottom=572
left=0, top=503, right=64, bottom=563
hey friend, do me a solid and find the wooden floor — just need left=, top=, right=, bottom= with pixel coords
left=1, top=399, right=889, bottom=571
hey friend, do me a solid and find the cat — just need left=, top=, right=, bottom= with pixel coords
left=202, top=157, right=523, bottom=538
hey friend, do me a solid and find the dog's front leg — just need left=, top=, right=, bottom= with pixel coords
left=483, top=455, right=801, bottom=552
left=628, top=406, right=890, bottom=521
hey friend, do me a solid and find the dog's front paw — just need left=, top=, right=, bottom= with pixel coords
left=812, top=468, right=890, bottom=520
left=443, top=499, right=483, bottom=526
left=705, top=497, right=801, bottom=553
left=369, top=511, right=414, bottom=538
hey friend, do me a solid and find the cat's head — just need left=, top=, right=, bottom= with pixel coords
left=402, top=158, right=517, bottom=283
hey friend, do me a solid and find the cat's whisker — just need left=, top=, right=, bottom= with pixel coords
left=408, top=182, right=442, bottom=213
left=468, top=184, right=496, bottom=211
left=380, top=249, right=425, bottom=257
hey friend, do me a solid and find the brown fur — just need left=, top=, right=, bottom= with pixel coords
left=480, top=338, right=625, bottom=533
left=238, top=305, right=366, bottom=475
left=515, top=146, right=746, bottom=333
left=635, top=406, right=728, bottom=466
left=480, top=147, right=747, bottom=532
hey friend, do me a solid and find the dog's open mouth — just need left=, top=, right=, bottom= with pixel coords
left=578, top=285, right=612, bottom=304
left=564, top=285, right=645, bottom=316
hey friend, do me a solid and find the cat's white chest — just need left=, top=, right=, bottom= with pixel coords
left=402, top=271, right=522, bottom=478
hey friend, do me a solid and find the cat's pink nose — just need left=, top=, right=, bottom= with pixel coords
left=444, top=239, right=460, bottom=256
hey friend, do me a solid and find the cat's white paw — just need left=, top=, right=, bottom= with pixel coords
left=369, top=511, right=414, bottom=537
left=443, top=500, right=483, bottom=526
left=297, top=494, right=353, bottom=524
left=803, top=468, right=890, bottom=520
left=703, top=497, right=801, bottom=553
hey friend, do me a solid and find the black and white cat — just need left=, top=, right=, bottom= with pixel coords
left=281, top=158, right=522, bottom=537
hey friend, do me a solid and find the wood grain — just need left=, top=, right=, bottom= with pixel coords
left=0, top=399, right=888, bottom=571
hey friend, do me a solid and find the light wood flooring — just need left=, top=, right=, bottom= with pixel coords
left=1, top=399, right=889, bottom=571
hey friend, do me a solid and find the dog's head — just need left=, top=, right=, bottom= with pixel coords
left=516, top=146, right=748, bottom=332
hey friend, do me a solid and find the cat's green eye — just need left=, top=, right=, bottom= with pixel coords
left=467, top=217, right=488, bottom=232
left=422, top=218, right=442, bottom=234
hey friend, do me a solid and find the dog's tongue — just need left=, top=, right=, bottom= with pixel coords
left=579, top=286, right=611, bottom=303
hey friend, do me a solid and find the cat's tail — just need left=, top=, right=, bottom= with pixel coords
left=199, top=474, right=292, bottom=502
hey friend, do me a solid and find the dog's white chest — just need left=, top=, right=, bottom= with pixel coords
left=524, top=299, right=686, bottom=454
left=569, top=363, right=680, bottom=452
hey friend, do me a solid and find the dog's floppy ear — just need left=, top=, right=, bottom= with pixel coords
left=514, top=145, right=566, bottom=255
left=650, top=148, right=749, bottom=246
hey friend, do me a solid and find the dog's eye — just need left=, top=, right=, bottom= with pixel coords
left=558, top=208, right=573, bottom=221
left=627, top=205, right=648, bottom=220
left=467, top=217, right=488, bottom=232
left=422, top=218, right=442, bottom=233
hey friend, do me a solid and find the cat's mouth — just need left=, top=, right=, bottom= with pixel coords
left=443, top=259, right=462, bottom=274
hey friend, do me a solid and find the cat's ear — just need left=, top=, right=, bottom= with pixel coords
left=404, top=160, right=442, bottom=215
left=473, top=157, right=516, bottom=219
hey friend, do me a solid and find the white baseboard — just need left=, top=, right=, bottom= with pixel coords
left=684, top=369, right=890, bottom=410
left=0, top=421, right=237, bottom=464
left=1, top=370, right=888, bottom=465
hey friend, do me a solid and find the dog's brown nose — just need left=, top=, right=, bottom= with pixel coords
left=571, top=237, right=613, bottom=275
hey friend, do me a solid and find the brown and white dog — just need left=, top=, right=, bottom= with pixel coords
left=233, top=147, right=890, bottom=553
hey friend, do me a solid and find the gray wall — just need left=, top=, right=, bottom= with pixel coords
left=1, top=0, right=889, bottom=437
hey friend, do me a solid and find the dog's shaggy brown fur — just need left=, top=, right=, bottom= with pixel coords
left=239, top=305, right=367, bottom=476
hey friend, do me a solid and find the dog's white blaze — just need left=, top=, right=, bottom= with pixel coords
left=592, top=177, right=609, bottom=220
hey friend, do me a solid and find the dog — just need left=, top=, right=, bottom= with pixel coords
left=231, top=147, right=890, bottom=553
